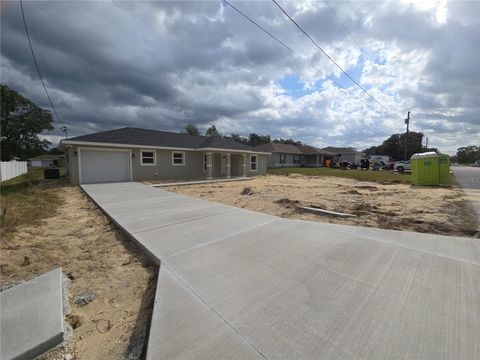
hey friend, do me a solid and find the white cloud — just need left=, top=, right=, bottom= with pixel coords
left=1, top=0, right=478, bottom=156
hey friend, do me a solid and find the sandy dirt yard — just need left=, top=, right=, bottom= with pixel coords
left=169, top=174, right=478, bottom=237
left=0, top=185, right=158, bottom=360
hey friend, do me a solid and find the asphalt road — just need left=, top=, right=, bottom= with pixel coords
left=452, top=166, right=480, bottom=228
left=452, top=166, right=480, bottom=189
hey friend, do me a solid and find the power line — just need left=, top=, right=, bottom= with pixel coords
left=323, top=0, right=363, bottom=54
left=20, top=0, right=67, bottom=132
left=223, top=0, right=399, bottom=119
left=271, top=0, right=402, bottom=121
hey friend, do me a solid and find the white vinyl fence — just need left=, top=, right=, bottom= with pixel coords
left=0, top=161, right=28, bottom=182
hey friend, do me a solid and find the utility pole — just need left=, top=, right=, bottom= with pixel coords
left=403, top=111, right=410, bottom=161
left=61, top=125, right=68, bottom=139
left=425, top=137, right=428, bottom=149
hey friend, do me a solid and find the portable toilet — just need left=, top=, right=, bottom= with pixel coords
left=438, top=154, right=451, bottom=186
left=411, top=152, right=440, bottom=186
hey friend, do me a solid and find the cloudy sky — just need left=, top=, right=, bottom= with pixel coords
left=1, top=0, right=479, bottom=153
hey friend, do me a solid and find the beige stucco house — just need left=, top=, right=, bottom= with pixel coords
left=60, top=127, right=270, bottom=184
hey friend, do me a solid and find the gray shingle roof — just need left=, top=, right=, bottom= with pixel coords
left=298, top=146, right=335, bottom=156
left=65, top=127, right=255, bottom=151
left=253, top=143, right=303, bottom=154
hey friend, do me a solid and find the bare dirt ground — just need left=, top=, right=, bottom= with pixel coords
left=0, top=185, right=158, bottom=360
left=169, top=174, right=478, bottom=237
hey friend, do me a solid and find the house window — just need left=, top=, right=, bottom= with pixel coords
left=141, top=150, right=156, bottom=165
left=250, top=155, right=257, bottom=171
left=279, top=153, right=286, bottom=164
left=172, top=151, right=185, bottom=166
left=293, top=155, right=301, bottom=164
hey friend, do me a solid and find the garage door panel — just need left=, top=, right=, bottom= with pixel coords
left=80, top=149, right=131, bottom=184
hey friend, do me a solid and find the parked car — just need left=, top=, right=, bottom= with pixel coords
left=394, top=160, right=411, bottom=172
left=473, top=160, right=480, bottom=167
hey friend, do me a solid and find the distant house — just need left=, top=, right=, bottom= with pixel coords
left=322, top=147, right=365, bottom=165
left=298, top=146, right=335, bottom=167
left=28, top=154, right=65, bottom=168
left=59, top=127, right=270, bottom=185
left=254, top=143, right=335, bottom=168
left=253, top=143, right=303, bottom=168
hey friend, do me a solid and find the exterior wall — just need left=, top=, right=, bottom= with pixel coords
left=267, top=153, right=302, bottom=168
left=65, top=144, right=267, bottom=184
left=303, top=154, right=324, bottom=167
left=29, top=158, right=65, bottom=167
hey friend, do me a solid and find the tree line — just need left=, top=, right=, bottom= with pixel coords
left=2, top=84, right=478, bottom=163
left=182, top=123, right=303, bottom=147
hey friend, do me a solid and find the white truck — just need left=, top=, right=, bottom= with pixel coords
left=367, top=155, right=390, bottom=165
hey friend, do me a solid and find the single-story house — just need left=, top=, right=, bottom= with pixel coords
left=59, top=127, right=270, bottom=185
left=253, top=143, right=303, bottom=168
left=28, top=154, right=65, bottom=168
left=322, top=147, right=366, bottom=165
left=298, top=146, right=335, bottom=167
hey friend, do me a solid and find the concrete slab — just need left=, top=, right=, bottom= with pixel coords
left=81, top=182, right=480, bottom=360
left=1, top=268, right=64, bottom=360
left=147, top=267, right=264, bottom=360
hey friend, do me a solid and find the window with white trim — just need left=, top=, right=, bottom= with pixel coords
left=172, top=151, right=185, bottom=166
left=279, top=153, right=286, bottom=164
left=250, top=155, right=257, bottom=171
left=141, top=150, right=156, bottom=165
left=293, top=154, right=301, bottom=164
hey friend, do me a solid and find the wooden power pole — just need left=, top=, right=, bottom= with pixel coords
left=403, top=111, right=410, bottom=161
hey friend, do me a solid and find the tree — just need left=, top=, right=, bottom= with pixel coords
left=248, top=133, right=271, bottom=147
left=224, top=133, right=249, bottom=145
left=183, top=124, right=200, bottom=136
left=362, top=131, right=433, bottom=161
left=1, top=85, right=54, bottom=161
left=205, top=125, right=221, bottom=137
left=455, top=145, right=480, bottom=164
left=273, top=138, right=304, bottom=146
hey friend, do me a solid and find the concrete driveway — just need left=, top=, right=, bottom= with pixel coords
left=453, top=166, right=480, bottom=226
left=82, top=182, right=480, bottom=360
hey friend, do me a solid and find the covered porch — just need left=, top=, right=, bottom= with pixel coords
left=203, top=152, right=250, bottom=180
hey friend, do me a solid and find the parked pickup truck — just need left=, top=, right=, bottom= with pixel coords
left=393, top=160, right=411, bottom=172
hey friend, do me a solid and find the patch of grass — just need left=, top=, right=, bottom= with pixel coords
left=1, top=168, right=67, bottom=237
left=268, top=167, right=413, bottom=184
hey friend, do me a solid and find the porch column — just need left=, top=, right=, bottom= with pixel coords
left=316, top=154, right=319, bottom=166
left=226, top=153, right=231, bottom=178
left=206, top=152, right=213, bottom=180
left=242, top=154, right=247, bottom=177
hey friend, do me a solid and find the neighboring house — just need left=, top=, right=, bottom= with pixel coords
left=298, top=146, right=335, bottom=167
left=253, top=143, right=303, bottom=168
left=28, top=154, right=65, bottom=168
left=59, top=127, right=270, bottom=185
left=322, top=147, right=365, bottom=165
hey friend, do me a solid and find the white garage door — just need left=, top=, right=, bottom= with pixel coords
left=80, top=149, right=131, bottom=184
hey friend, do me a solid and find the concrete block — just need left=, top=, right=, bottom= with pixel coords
left=1, top=268, right=64, bottom=360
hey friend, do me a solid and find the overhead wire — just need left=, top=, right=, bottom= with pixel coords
left=271, top=0, right=403, bottom=120
left=20, top=0, right=67, bottom=132
left=223, top=0, right=400, bottom=119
